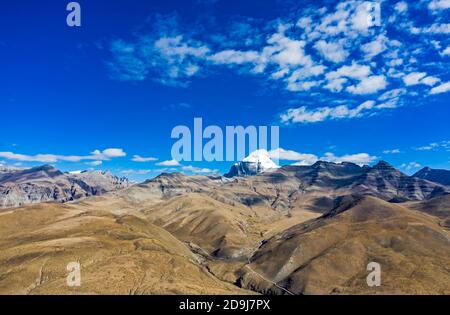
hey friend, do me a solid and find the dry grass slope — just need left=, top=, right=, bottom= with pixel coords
left=0, top=202, right=250, bottom=295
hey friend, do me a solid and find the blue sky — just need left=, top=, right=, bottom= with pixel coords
left=0, top=0, right=449, bottom=181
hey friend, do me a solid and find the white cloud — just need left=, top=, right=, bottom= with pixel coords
left=314, top=39, right=349, bottom=63
left=321, top=152, right=377, bottom=165
left=428, top=0, right=450, bottom=11
left=417, top=23, right=450, bottom=34
left=325, top=77, right=348, bottom=92
left=346, top=75, right=387, bottom=94
left=386, top=58, right=403, bottom=67
left=313, top=0, right=378, bottom=36
left=326, top=63, right=371, bottom=80
left=208, top=49, right=259, bottom=64
left=0, top=148, right=126, bottom=163
left=324, top=62, right=383, bottom=94
left=156, top=159, right=181, bottom=166
left=106, top=1, right=450, bottom=125
left=378, top=88, right=406, bottom=101
left=403, top=72, right=426, bottom=85
left=269, top=148, right=318, bottom=165
left=403, top=72, right=439, bottom=86
left=95, top=148, right=126, bottom=158
left=442, top=46, right=450, bottom=56
left=109, top=32, right=211, bottom=86
left=154, top=36, right=210, bottom=60
left=394, top=1, right=408, bottom=13
left=400, top=162, right=421, bottom=171
left=286, top=80, right=320, bottom=92
left=267, top=148, right=376, bottom=167
left=361, top=34, right=387, bottom=59
left=86, top=161, right=103, bottom=166
left=132, top=155, right=158, bottom=162
left=351, top=2, right=376, bottom=32
left=421, top=76, right=440, bottom=86
left=181, top=165, right=218, bottom=174
left=383, top=149, right=401, bottom=154
left=285, top=64, right=326, bottom=91
left=280, top=100, right=376, bottom=124
left=430, top=81, right=450, bottom=94
left=265, top=31, right=313, bottom=68
left=415, top=143, right=440, bottom=151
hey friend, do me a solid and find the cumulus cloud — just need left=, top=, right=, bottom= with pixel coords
left=400, top=161, right=422, bottom=171
left=105, top=1, right=449, bottom=125
left=0, top=148, right=126, bottom=163
left=132, top=155, right=158, bottom=162
left=430, top=82, right=450, bottom=94
left=346, top=75, right=387, bottom=94
left=326, top=63, right=371, bottom=80
left=93, top=148, right=126, bottom=158
left=86, top=161, right=103, bottom=166
left=378, top=88, right=406, bottom=101
left=403, top=72, right=439, bottom=86
left=107, top=14, right=211, bottom=87
left=181, top=165, right=219, bottom=174
left=156, top=159, right=181, bottom=166
left=321, top=152, right=377, bottom=165
left=428, top=0, right=450, bottom=11
left=394, top=1, right=408, bottom=13
left=383, top=149, right=401, bottom=154
left=442, top=46, right=450, bottom=56
left=208, top=50, right=259, bottom=65
left=285, top=65, right=326, bottom=91
left=313, top=39, right=349, bottom=63
left=267, top=148, right=376, bottom=167
left=280, top=100, right=378, bottom=124
left=361, top=34, right=388, bottom=59
left=409, top=23, right=450, bottom=34
left=415, top=143, right=440, bottom=151
left=269, top=148, right=318, bottom=165
left=323, top=63, right=388, bottom=94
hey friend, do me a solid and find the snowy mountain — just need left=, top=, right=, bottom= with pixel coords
left=224, top=150, right=279, bottom=178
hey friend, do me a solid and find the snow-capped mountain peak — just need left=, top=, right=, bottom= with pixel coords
left=225, top=149, right=279, bottom=178
left=242, top=149, right=280, bottom=170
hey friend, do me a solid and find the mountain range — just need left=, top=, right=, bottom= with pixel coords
left=0, top=158, right=448, bottom=295
left=0, top=165, right=130, bottom=209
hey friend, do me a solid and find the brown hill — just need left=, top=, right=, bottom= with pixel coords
left=0, top=201, right=250, bottom=295
left=236, top=196, right=450, bottom=295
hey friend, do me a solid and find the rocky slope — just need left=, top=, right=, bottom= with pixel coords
left=0, top=165, right=130, bottom=209
left=68, top=170, right=130, bottom=194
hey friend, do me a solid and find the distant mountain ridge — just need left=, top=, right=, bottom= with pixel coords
left=413, top=167, right=450, bottom=186
left=223, top=158, right=450, bottom=204
left=0, top=165, right=130, bottom=209
left=1, top=160, right=449, bottom=210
